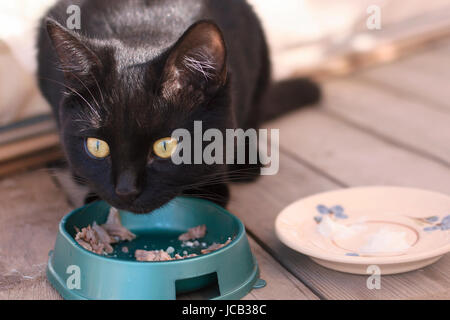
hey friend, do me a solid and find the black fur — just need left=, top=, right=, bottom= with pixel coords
left=37, top=0, right=320, bottom=213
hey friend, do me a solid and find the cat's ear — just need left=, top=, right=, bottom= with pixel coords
left=46, top=18, right=102, bottom=85
left=160, top=20, right=227, bottom=102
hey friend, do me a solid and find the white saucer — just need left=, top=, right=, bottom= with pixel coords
left=275, top=187, right=450, bottom=275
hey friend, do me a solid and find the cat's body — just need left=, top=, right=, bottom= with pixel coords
left=37, top=0, right=319, bottom=213
left=38, top=0, right=268, bottom=129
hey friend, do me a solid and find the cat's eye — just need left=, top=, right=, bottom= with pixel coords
left=153, top=137, right=178, bottom=159
left=85, top=137, right=110, bottom=159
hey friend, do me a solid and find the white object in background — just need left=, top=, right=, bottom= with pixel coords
left=0, top=1, right=56, bottom=124
left=0, top=40, right=50, bottom=125
left=0, top=0, right=57, bottom=73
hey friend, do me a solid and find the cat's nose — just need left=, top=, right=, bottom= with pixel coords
left=115, top=185, right=141, bottom=202
left=115, top=170, right=141, bottom=202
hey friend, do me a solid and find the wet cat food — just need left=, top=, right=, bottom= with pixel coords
left=178, top=224, right=207, bottom=241
left=201, top=238, right=232, bottom=254
left=74, top=207, right=136, bottom=255
left=135, top=249, right=198, bottom=261
left=75, top=215, right=231, bottom=260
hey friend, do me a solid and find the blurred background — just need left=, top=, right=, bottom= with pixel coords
left=0, top=0, right=450, bottom=176
left=1, top=0, right=450, bottom=301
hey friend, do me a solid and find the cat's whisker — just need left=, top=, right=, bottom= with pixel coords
left=68, top=71, right=102, bottom=111
left=181, top=192, right=228, bottom=203
left=41, top=77, right=96, bottom=112
left=40, top=77, right=102, bottom=128
left=91, top=73, right=105, bottom=104
left=177, top=166, right=262, bottom=189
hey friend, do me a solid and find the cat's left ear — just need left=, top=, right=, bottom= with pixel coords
left=160, top=20, right=227, bottom=102
left=46, top=18, right=102, bottom=86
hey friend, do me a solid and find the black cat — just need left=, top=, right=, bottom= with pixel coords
left=37, top=0, right=320, bottom=213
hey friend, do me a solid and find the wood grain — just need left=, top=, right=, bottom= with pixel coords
left=229, top=152, right=450, bottom=299
left=321, top=78, right=450, bottom=165
left=242, top=237, right=318, bottom=300
left=267, top=109, right=450, bottom=193
left=182, top=237, right=318, bottom=300
left=355, top=39, right=450, bottom=112
left=228, top=79, right=450, bottom=298
left=0, top=118, right=56, bottom=146
left=0, top=170, right=72, bottom=300
left=0, top=147, right=63, bottom=178
left=0, top=132, right=59, bottom=163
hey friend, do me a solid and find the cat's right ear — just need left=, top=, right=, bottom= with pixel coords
left=160, top=20, right=227, bottom=104
left=46, top=18, right=102, bottom=85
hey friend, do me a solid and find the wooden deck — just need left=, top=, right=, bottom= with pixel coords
left=1, top=39, right=449, bottom=300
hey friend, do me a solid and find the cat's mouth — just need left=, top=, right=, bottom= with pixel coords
left=101, top=194, right=177, bottom=214
left=112, top=204, right=153, bottom=214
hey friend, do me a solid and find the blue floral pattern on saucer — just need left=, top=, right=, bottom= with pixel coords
left=423, top=215, right=450, bottom=232
left=314, top=204, right=348, bottom=223
left=345, top=253, right=359, bottom=257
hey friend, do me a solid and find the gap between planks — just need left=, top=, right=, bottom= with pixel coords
left=227, top=93, right=450, bottom=298
left=319, top=80, right=450, bottom=168
left=182, top=237, right=318, bottom=300
left=352, top=38, right=450, bottom=113
left=244, top=55, right=450, bottom=297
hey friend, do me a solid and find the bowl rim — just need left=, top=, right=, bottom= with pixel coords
left=275, top=186, right=450, bottom=265
left=60, top=196, right=245, bottom=265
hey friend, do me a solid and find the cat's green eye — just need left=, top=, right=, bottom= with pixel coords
left=153, top=137, right=178, bottom=159
left=86, top=137, right=110, bottom=159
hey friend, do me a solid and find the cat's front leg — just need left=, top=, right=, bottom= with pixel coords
left=70, top=173, right=100, bottom=205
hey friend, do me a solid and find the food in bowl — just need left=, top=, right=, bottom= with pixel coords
left=74, top=209, right=232, bottom=260
left=201, top=238, right=232, bottom=254
left=178, top=224, right=207, bottom=241
left=74, top=207, right=136, bottom=255
left=135, top=226, right=231, bottom=261
left=135, top=249, right=198, bottom=261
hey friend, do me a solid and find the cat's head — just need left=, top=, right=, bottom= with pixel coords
left=46, top=19, right=232, bottom=213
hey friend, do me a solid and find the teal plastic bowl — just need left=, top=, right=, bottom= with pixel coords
left=46, top=197, right=260, bottom=300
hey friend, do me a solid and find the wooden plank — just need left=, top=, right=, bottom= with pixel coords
left=356, top=39, right=450, bottom=112
left=0, top=119, right=56, bottom=146
left=0, top=147, right=63, bottom=178
left=242, top=237, right=318, bottom=300
left=0, top=274, right=62, bottom=300
left=321, top=79, right=450, bottom=165
left=182, top=237, right=318, bottom=300
left=229, top=151, right=450, bottom=299
left=228, top=106, right=450, bottom=299
left=0, top=170, right=72, bottom=300
left=0, top=132, right=60, bottom=163
left=267, top=109, right=450, bottom=193
left=50, top=167, right=89, bottom=208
